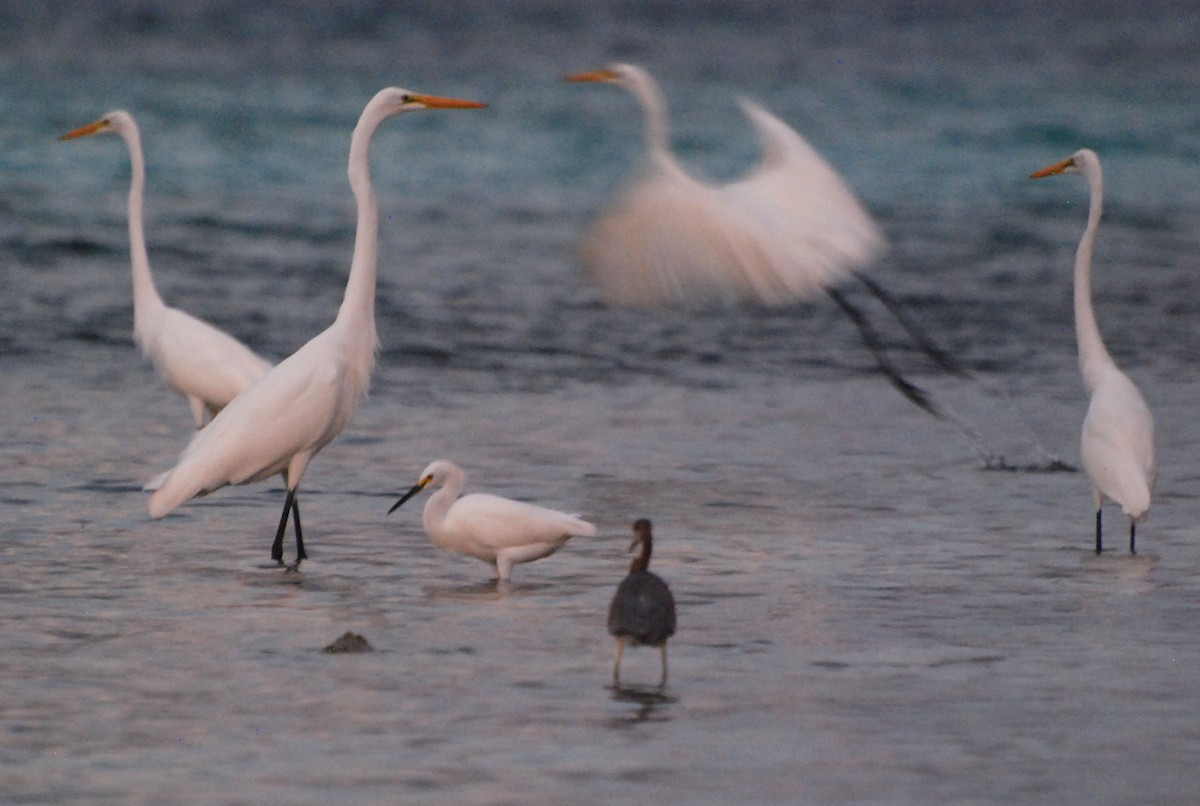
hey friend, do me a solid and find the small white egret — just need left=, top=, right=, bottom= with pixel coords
left=388, top=459, right=597, bottom=581
left=567, top=64, right=969, bottom=420
left=147, top=89, right=486, bottom=569
left=1030, top=149, right=1156, bottom=553
left=60, top=111, right=271, bottom=428
left=608, top=519, right=676, bottom=687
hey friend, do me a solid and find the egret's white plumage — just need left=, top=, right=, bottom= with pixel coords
left=60, top=111, right=271, bottom=428
left=146, top=89, right=486, bottom=568
left=1031, top=148, right=1156, bottom=553
left=389, top=460, right=596, bottom=581
left=567, top=64, right=885, bottom=308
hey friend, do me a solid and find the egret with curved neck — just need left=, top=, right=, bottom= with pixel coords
left=1031, top=149, right=1156, bottom=553
left=566, top=65, right=986, bottom=425
left=566, top=63, right=885, bottom=307
left=60, top=111, right=271, bottom=427
left=146, top=88, right=486, bottom=569
left=389, top=459, right=596, bottom=581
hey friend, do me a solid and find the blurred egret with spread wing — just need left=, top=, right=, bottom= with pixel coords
left=567, top=64, right=884, bottom=307
left=608, top=518, right=676, bottom=687
left=567, top=65, right=973, bottom=419
left=147, top=89, right=486, bottom=569
left=389, top=459, right=596, bottom=581
left=1030, top=149, right=1155, bottom=553
left=60, top=111, right=271, bottom=428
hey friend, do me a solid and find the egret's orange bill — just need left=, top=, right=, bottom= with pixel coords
left=1029, top=158, right=1074, bottom=179
left=409, top=93, right=487, bottom=109
left=566, top=69, right=620, bottom=83
left=59, top=119, right=108, bottom=141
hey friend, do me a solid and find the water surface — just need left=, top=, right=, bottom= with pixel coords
left=4, top=2, right=1200, bottom=803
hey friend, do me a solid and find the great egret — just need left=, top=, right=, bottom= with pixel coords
left=566, top=64, right=963, bottom=418
left=388, top=459, right=597, bottom=581
left=1030, top=149, right=1156, bottom=553
left=567, top=64, right=884, bottom=306
left=60, top=111, right=272, bottom=428
left=147, top=89, right=486, bottom=569
left=608, top=518, right=676, bottom=687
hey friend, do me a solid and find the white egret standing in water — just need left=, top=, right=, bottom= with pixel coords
left=1030, top=149, right=1155, bottom=553
left=389, top=459, right=596, bottom=581
left=147, top=89, right=486, bottom=569
left=60, top=111, right=271, bottom=428
left=567, top=63, right=964, bottom=418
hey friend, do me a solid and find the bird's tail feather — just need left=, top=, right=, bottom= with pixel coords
left=143, top=469, right=170, bottom=492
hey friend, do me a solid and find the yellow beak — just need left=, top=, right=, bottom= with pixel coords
left=59, top=119, right=109, bottom=141
left=408, top=93, right=487, bottom=110
left=1029, top=157, right=1074, bottom=179
left=565, top=69, right=620, bottom=83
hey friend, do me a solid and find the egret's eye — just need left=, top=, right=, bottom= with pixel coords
left=401, top=94, right=413, bottom=104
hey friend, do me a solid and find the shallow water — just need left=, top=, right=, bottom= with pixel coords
left=4, top=2, right=1200, bottom=804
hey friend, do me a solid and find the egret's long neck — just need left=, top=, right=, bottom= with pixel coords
left=423, top=470, right=465, bottom=543
left=336, top=103, right=385, bottom=345
left=1074, top=166, right=1114, bottom=392
left=625, top=71, right=672, bottom=164
left=122, top=124, right=165, bottom=339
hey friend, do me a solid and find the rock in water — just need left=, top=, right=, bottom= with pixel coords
left=324, top=631, right=373, bottom=653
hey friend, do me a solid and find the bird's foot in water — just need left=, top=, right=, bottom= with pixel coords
left=255, top=558, right=303, bottom=572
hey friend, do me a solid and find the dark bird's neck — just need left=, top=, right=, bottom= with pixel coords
left=630, top=537, right=652, bottom=574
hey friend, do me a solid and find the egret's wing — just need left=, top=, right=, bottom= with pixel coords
left=149, top=307, right=272, bottom=411
left=580, top=101, right=885, bottom=308
left=147, top=335, right=348, bottom=517
left=1081, top=371, right=1156, bottom=518
left=447, top=493, right=596, bottom=549
left=721, top=99, right=887, bottom=295
left=580, top=163, right=770, bottom=307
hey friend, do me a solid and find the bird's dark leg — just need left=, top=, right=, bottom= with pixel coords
left=1094, top=509, right=1103, bottom=554
left=825, top=287, right=945, bottom=420
left=612, top=639, right=625, bottom=687
left=271, top=489, right=295, bottom=563
left=1129, top=520, right=1136, bottom=555
left=291, top=491, right=307, bottom=564
left=850, top=270, right=966, bottom=376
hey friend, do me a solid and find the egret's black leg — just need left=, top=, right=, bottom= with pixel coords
left=825, top=287, right=944, bottom=419
left=292, top=492, right=306, bottom=562
left=1129, top=520, right=1136, bottom=555
left=1095, top=509, right=1103, bottom=554
left=851, top=270, right=966, bottom=376
left=272, top=489, right=296, bottom=564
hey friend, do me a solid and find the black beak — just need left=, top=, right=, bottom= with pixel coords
left=388, top=483, right=425, bottom=515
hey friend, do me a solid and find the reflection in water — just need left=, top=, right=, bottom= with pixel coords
left=1079, top=550, right=1158, bottom=596
left=422, top=579, right=556, bottom=600
left=608, top=685, right=677, bottom=727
